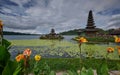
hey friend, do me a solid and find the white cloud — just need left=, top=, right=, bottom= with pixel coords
left=10, top=0, right=30, bottom=6
left=106, top=14, right=120, bottom=29
left=0, top=0, right=120, bottom=34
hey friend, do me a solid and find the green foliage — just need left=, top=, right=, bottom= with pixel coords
left=0, top=46, right=10, bottom=74
left=2, top=39, right=11, bottom=48
left=32, top=58, right=119, bottom=72
left=0, top=39, right=22, bottom=75
left=80, top=67, right=87, bottom=75
left=60, top=29, right=79, bottom=35
left=86, top=37, right=114, bottom=43
left=87, top=68, right=94, bottom=75
left=116, top=63, right=120, bottom=70
left=49, top=71, right=56, bottom=75
left=2, top=60, right=17, bottom=75
left=97, top=61, right=109, bottom=75
left=13, top=64, right=23, bottom=75
left=74, top=36, right=114, bottom=43
left=67, top=70, right=76, bottom=75
left=66, top=67, right=94, bottom=75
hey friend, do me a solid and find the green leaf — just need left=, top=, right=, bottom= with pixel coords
left=81, top=67, right=87, bottom=73
left=2, top=60, right=17, bottom=75
left=63, top=73, right=68, bottom=75
left=13, top=65, right=22, bottom=75
left=80, top=67, right=87, bottom=75
left=117, top=63, right=120, bottom=70
left=49, top=71, right=55, bottom=75
left=80, top=71, right=87, bottom=75
left=67, top=70, right=74, bottom=75
left=87, top=68, right=94, bottom=75
left=100, top=63, right=109, bottom=75
left=0, top=46, right=10, bottom=72
left=2, top=39, right=11, bottom=49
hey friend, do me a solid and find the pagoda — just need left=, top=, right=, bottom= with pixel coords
left=40, top=28, right=64, bottom=40
left=84, top=10, right=98, bottom=36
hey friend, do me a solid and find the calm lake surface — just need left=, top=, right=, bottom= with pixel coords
left=4, top=35, right=77, bottom=58
left=4, top=35, right=117, bottom=58
left=4, top=35, right=77, bottom=42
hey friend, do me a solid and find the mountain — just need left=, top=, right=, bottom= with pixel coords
left=3, top=31, right=32, bottom=35
left=60, top=28, right=110, bottom=35
left=60, top=29, right=82, bottom=35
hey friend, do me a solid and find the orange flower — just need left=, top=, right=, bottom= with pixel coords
left=76, top=37, right=88, bottom=43
left=0, top=20, right=3, bottom=29
left=117, top=46, right=120, bottom=55
left=113, top=36, right=120, bottom=43
left=16, top=54, right=25, bottom=62
left=107, top=47, right=114, bottom=53
left=23, top=48, right=32, bottom=56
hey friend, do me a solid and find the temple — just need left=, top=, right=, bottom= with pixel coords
left=40, top=28, right=64, bottom=40
left=84, top=10, right=98, bottom=36
left=110, top=28, right=120, bottom=35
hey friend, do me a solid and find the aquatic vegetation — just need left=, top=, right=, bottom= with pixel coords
left=8, top=39, right=120, bottom=60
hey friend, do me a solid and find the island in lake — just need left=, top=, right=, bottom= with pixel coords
left=40, top=28, right=64, bottom=40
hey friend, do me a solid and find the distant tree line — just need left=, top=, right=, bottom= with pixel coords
left=60, top=28, right=115, bottom=35
left=3, top=31, right=32, bottom=35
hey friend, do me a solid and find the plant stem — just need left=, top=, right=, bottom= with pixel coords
left=105, top=53, right=109, bottom=62
left=79, top=43, right=82, bottom=75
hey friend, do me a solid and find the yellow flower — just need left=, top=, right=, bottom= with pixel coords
left=76, top=37, right=88, bottom=43
left=35, top=55, right=41, bottom=61
left=107, top=47, right=114, bottom=53
left=16, top=54, right=25, bottom=62
left=113, top=36, right=120, bottom=43
left=23, top=48, right=32, bottom=56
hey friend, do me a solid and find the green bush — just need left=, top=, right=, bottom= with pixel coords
left=30, top=58, right=119, bottom=71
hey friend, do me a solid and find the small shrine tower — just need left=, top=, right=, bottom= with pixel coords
left=85, top=10, right=98, bottom=36
left=50, top=28, right=56, bottom=35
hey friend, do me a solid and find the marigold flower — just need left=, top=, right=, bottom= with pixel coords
left=16, top=54, right=25, bottom=62
left=35, top=55, right=41, bottom=61
left=113, top=36, right=120, bottom=43
left=23, top=48, right=32, bottom=56
left=76, top=37, right=88, bottom=43
left=107, top=47, right=114, bottom=53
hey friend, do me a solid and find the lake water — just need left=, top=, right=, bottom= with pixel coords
left=4, top=35, right=118, bottom=58
left=4, top=35, right=77, bottom=42
left=4, top=35, right=78, bottom=58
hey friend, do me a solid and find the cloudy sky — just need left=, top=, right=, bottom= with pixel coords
left=0, top=0, right=120, bottom=34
